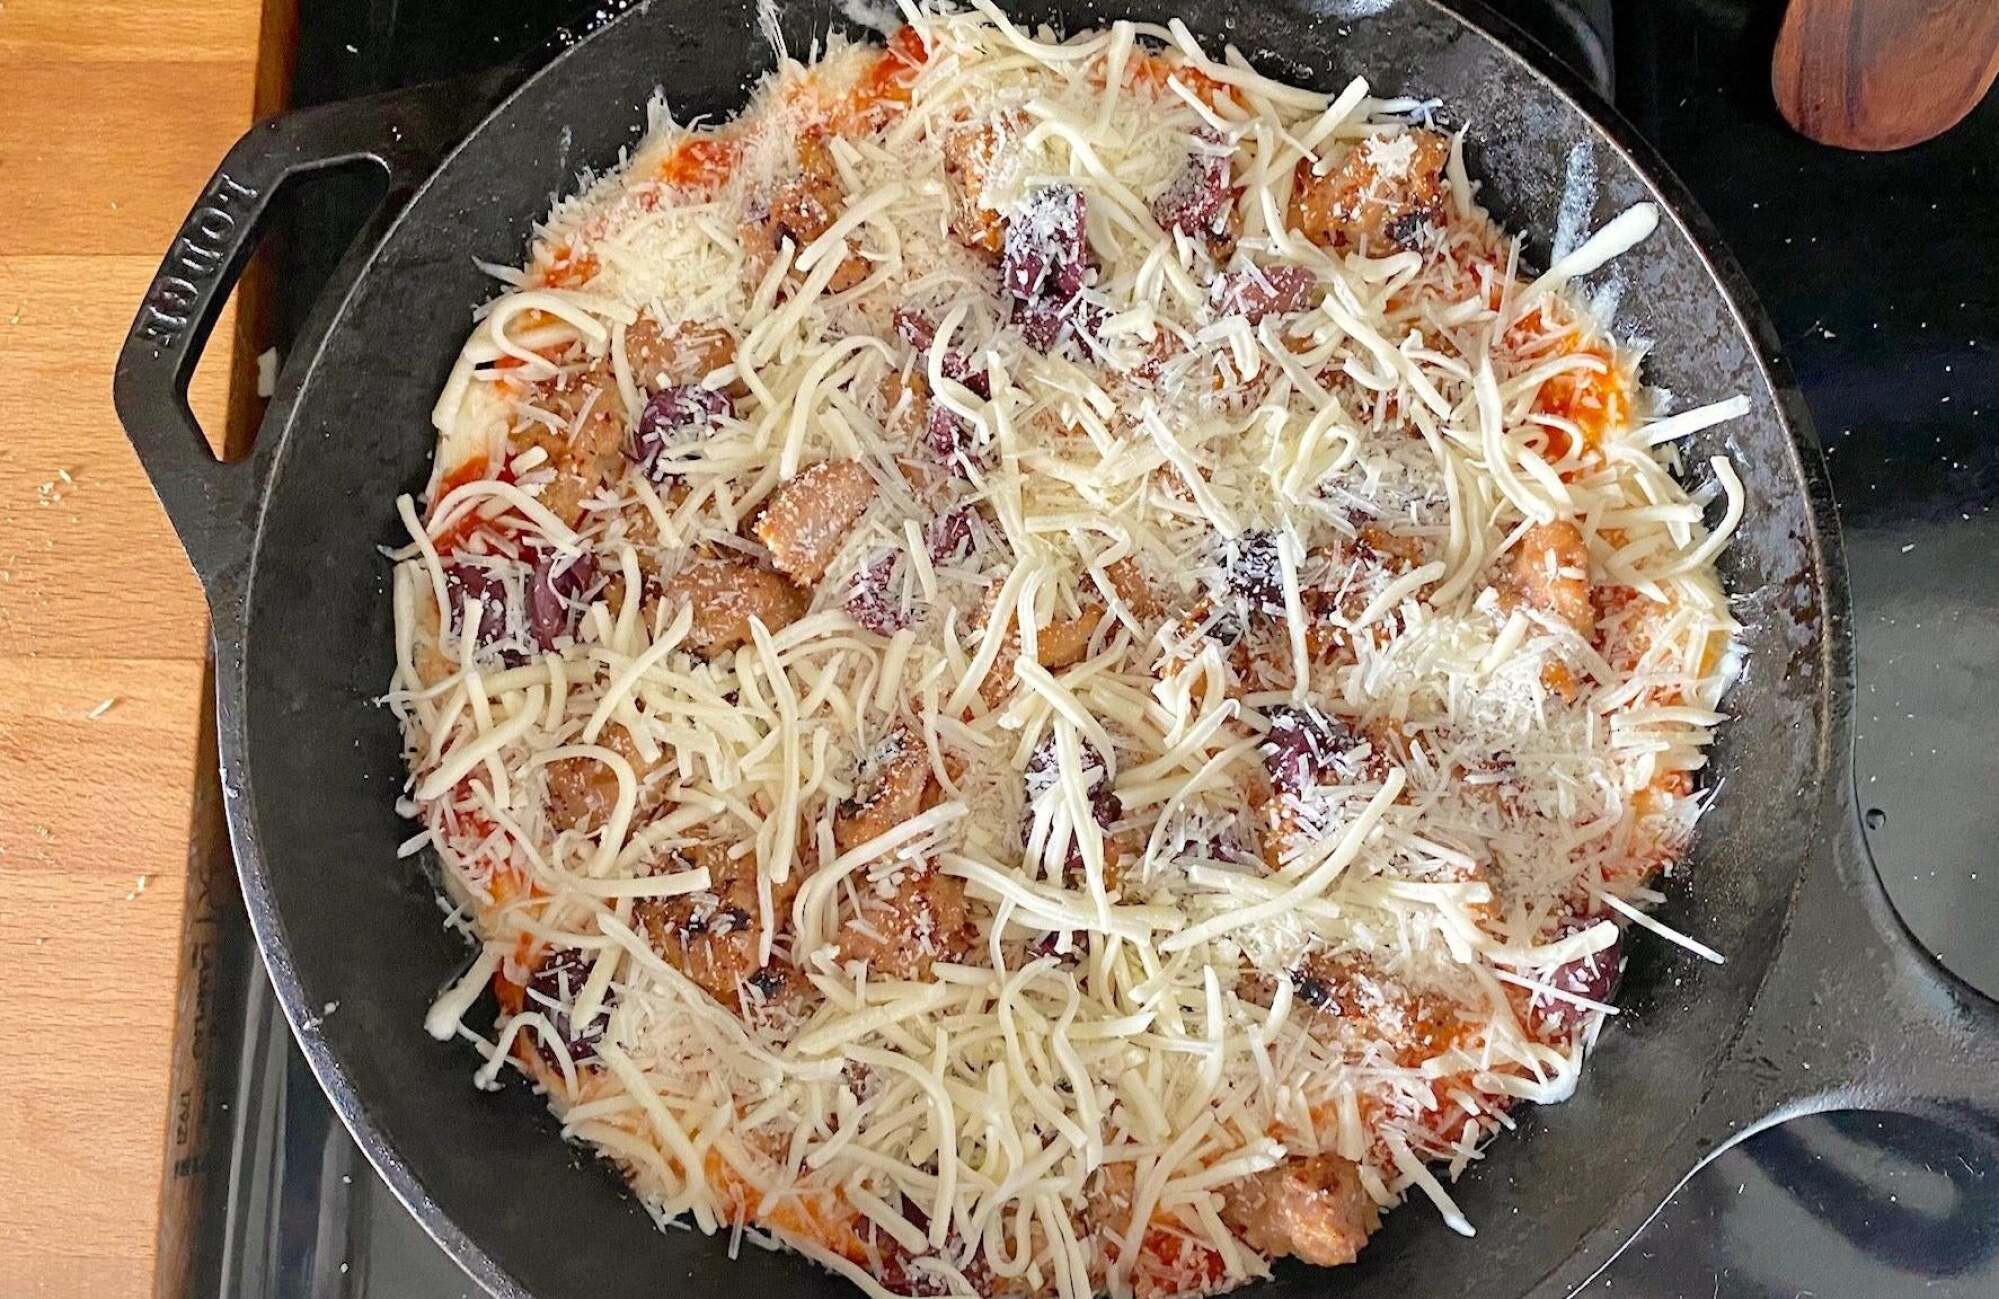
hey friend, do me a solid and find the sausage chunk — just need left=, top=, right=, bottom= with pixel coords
left=658, top=553, right=809, bottom=658
left=636, top=837, right=807, bottom=1018
left=834, top=863, right=975, bottom=979
left=1219, top=1154, right=1380, bottom=1267
left=828, top=730, right=972, bottom=978
left=741, top=132, right=871, bottom=292
left=1288, top=129, right=1451, bottom=256
left=752, top=460, right=877, bottom=585
left=1505, top=519, right=1594, bottom=639
left=941, top=112, right=1026, bottom=255
left=623, top=313, right=739, bottom=395
left=544, top=721, right=666, bottom=834
left=975, top=598, right=1106, bottom=709
left=512, top=359, right=629, bottom=528
left=1102, top=555, right=1161, bottom=622
left=834, top=727, right=933, bottom=856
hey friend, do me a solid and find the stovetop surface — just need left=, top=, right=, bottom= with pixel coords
left=207, top=1, right=1999, bottom=1294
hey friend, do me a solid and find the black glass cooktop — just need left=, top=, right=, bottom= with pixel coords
left=181, top=1, right=1999, bottom=1294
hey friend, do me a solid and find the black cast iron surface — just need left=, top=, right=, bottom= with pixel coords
left=125, top=0, right=1999, bottom=1296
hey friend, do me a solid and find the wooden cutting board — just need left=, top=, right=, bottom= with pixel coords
left=0, top=3, right=273, bottom=1295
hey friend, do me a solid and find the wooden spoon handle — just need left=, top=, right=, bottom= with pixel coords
left=1773, top=0, right=1999, bottom=151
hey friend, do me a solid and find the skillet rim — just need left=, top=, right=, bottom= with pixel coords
left=223, top=3, right=1849, bottom=1297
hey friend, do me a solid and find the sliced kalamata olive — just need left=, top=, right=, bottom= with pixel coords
left=1218, top=529, right=1286, bottom=615
left=893, top=307, right=938, bottom=351
left=846, top=551, right=909, bottom=635
left=1186, top=818, right=1255, bottom=869
left=1539, top=931, right=1624, bottom=1029
left=1384, top=207, right=1439, bottom=251
left=521, top=947, right=608, bottom=1064
left=443, top=563, right=513, bottom=648
left=1201, top=607, right=1244, bottom=647
left=625, top=384, right=733, bottom=481
left=1151, top=132, right=1236, bottom=237
left=953, top=356, right=992, bottom=401
left=876, top=1201, right=997, bottom=1298
left=897, top=307, right=993, bottom=397
left=924, top=507, right=973, bottom=563
left=1002, top=184, right=1088, bottom=302
left=1261, top=705, right=1359, bottom=794
left=1012, top=293, right=1108, bottom=354
left=527, top=549, right=597, bottom=651
left=743, top=962, right=796, bottom=1006
left=1290, top=967, right=1339, bottom=1011
left=1090, top=783, right=1124, bottom=833
left=1013, top=297, right=1069, bottom=353
left=1023, top=735, right=1120, bottom=830
left=925, top=401, right=979, bottom=471
left=1027, top=929, right=1084, bottom=965
left=1211, top=264, right=1317, bottom=324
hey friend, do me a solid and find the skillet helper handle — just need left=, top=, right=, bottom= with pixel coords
left=1690, top=784, right=1999, bottom=1158
left=112, top=78, right=492, bottom=606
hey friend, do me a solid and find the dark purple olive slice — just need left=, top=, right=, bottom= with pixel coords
left=625, top=384, right=733, bottom=481
left=1002, top=184, right=1088, bottom=302
left=1538, top=931, right=1624, bottom=1028
left=924, top=506, right=973, bottom=563
left=1211, top=263, right=1316, bottom=324
left=845, top=551, right=908, bottom=635
left=1218, top=529, right=1286, bottom=616
left=1011, top=293, right=1108, bottom=354
left=1260, top=705, right=1359, bottom=794
left=895, top=307, right=992, bottom=398
left=1023, top=735, right=1122, bottom=835
left=443, top=563, right=512, bottom=648
left=527, top=548, right=597, bottom=651
left=521, top=946, right=609, bottom=1064
left=1151, top=131, right=1235, bottom=237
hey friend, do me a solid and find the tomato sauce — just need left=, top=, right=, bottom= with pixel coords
left=427, top=458, right=524, bottom=555
left=1133, top=1228, right=1227, bottom=1299
left=660, top=136, right=745, bottom=195
left=849, top=24, right=930, bottom=124
left=535, top=247, right=600, bottom=288
left=1123, top=54, right=1240, bottom=109
left=705, top=1149, right=868, bottom=1258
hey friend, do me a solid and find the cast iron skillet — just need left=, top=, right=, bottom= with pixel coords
left=113, top=2, right=1999, bottom=1296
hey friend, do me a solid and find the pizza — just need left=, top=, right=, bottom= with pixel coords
left=389, top=5, right=1747, bottom=1296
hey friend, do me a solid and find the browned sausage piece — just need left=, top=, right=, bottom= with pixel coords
left=623, top=313, right=739, bottom=394
left=512, top=358, right=629, bottom=528
left=1219, top=1154, right=1380, bottom=1267
left=1103, top=556, right=1162, bottom=621
left=657, top=553, right=809, bottom=658
left=544, top=721, right=666, bottom=834
left=970, top=582, right=1109, bottom=710
left=834, top=727, right=932, bottom=856
left=752, top=460, right=878, bottom=586
left=1288, top=129, right=1451, bottom=257
left=941, top=112, right=1026, bottom=256
left=1035, top=603, right=1105, bottom=671
left=741, top=131, right=872, bottom=292
left=635, top=837, right=807, bottom=1018
left=1356, top=523, right=1428, bottom=572
left=977, top=603, right=1107, bottom=709
left=833, top=863, right=975, bottom=979
left=1504, top=519, right=1593, bottom=639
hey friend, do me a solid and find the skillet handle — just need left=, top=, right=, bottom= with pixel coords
left=1686, top=779, right=1999, bottom=1158
left=112, top=77, right=501, bottom=610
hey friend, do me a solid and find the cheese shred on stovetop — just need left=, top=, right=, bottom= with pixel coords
left=386, top=6, right=1746, bottom=1297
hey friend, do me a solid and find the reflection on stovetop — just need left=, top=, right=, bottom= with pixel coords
left=210, top=1, right=1999, bottom=1295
